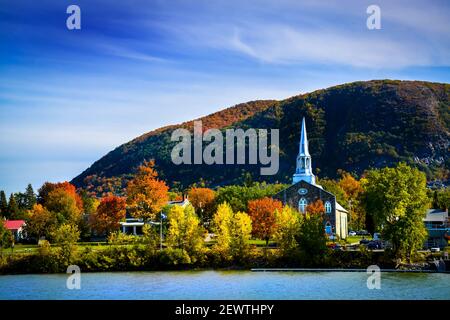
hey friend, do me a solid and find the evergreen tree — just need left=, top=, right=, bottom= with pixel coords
left=25, top=184, right=37, bottom=210
left=7, top=194, right=19, bottom=219
left=0, top=191, right=7, bottom=217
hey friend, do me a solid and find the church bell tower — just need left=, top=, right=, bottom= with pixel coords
left=292, top=117, right=316, bottom=185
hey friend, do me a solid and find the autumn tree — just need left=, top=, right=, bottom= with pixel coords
left=90, top=196, right=126, bottom=236
left=306, top=199, right=325, bottom=215
left=45, top=188, right=82, bottom=225
left=274, top=206, right=301, bottom=255
left=25, top=204, right=57, bottom=242
left=229, top=211, right=252, bottom=260
left=127, top=161, right=169, bottom=221
left=363, top=163, right=429, bottom=261
left=166, top=204, right=205, bottom=258
left=38, top=181, right=83, bottom=211
left=188, top=187, right=216, bottom=224
left=339, top=173, right=365, bottom=230
left=212, top=202, right=233, bottom=256
left=247, top=197, right=283, bottom=247
left=211, top=202, right=252, bottom=261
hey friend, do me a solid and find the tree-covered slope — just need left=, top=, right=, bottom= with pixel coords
left=71, top=80, right=450, bottom=196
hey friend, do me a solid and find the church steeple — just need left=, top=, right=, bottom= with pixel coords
left=293, top=117, right=316, bottom=185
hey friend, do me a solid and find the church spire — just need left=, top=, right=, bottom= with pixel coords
left=293, top=117, right=316, bottom=185
left=299, top=117, right=310, bottom=156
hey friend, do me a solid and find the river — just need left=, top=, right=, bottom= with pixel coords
left=0, top=271, right=449, bottom=300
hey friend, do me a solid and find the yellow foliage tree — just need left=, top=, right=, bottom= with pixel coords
left=212, top=202, right=252, bottom=260
left=166, top=204, right=205, bottom=258
left=229, top=211, right=252, bottom=260
left=274, top=206, right=301, bottom=255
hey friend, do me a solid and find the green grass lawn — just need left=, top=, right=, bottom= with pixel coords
left=345, top=236, right=368, bottom=244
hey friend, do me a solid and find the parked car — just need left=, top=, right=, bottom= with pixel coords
left=348, top=231, right=357, bottom=236
left=373, top=233, right=382, bottom=241
left=357, top=230, right=371, bottom=236
left=430, top=247, right=440, bottom=253
left=367, top=240, right=383, bottom=250
left=359, top=239, right=370, bottom=245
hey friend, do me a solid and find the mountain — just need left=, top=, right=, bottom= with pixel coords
left=71, top=80, right=450, bottom=196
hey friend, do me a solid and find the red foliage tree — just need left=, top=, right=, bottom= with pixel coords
left=90, top=195, right=126, bottom=236
left=247, top=197, right=283, bottom=247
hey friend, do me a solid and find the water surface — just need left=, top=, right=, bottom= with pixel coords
left=0, top=271, right=449, bottom=300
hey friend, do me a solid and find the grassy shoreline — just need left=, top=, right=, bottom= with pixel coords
left=1, top=243, right=445, bottom=275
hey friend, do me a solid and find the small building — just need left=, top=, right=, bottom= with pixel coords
left=120, top=198, right=190, bottom=235
left=423, top=209, right=449, bottom=249
left=274, top=118, right=348, bottom=239
left=3, top=220, right=26, bottom=241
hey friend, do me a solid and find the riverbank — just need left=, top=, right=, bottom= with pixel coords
left=1, top=244, right=447, bottom=275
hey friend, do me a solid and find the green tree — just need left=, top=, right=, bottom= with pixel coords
left=7, top=194, right=19, bottom=219
left=0, top=191, right=7, bottom=218
left=25, top=184, right=37, bottom=210
left=166, top=204, right=205, bottom=260
left=296, top=212, right=327, bottom=262
left=52, top=224, right=80, bottom=265
left=142, top=224, right=159, bottom=251
left=0, top=221, right=14, bottom=258
left=274, top=206, right=301, bottom=255
left=80, top=190, right=99, bottom=215
left=363, top=163, right=429, bottom=261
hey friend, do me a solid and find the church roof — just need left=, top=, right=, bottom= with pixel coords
left=298, top=117, right=310, bottom=156
left=335, top=202, right=349, bottom=213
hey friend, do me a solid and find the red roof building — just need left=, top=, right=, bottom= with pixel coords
left=3, top=220, right=26, bottom=241
left=4, top=220, right=26, bottom=230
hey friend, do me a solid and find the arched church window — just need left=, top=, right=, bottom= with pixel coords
left=299, top=198, right=307, bottom=213
left=325, top=201, right=332, bottom=213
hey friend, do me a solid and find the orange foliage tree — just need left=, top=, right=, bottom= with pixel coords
left=38, top=181, right=83, bottom=211
left=247, top=197, right=283, bottom=247
left=90, top=196, right=126, bottom=236
left=188, top=187, right=216, bottom=223
left=126, top=160, right=169, bottom=221
left=306, top=200, right=325, bottom=215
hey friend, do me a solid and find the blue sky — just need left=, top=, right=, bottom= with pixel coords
left=0, top=0, right=449, bottom=195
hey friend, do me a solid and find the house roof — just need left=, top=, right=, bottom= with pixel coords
left=3, top=220, right=26, bottom=230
